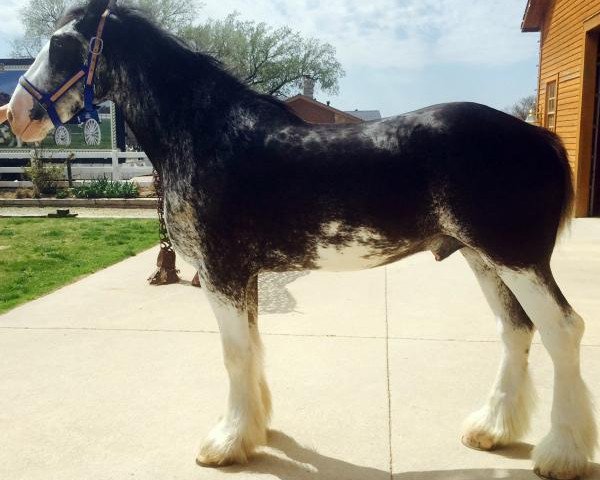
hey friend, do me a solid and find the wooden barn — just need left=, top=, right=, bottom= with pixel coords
left=522, top=0, right=600, bottom=216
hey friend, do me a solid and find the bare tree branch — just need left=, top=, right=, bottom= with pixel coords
left=505, top=95, right=537, bottom=120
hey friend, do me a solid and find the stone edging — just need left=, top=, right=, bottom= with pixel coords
left=0, top=198, right=158, bottom=209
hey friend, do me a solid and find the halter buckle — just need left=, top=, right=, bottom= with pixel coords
left=89, top=37, right=104, bottom=55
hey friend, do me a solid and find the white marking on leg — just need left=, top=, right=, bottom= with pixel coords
left=197, top=288, right=268, bottom=466
left=462, top=321, right=535, bottom=449
left=498, top=267, right=597, bottom=480
left=461, top=250, right=535, bottom=450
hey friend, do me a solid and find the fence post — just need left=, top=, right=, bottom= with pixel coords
left=111, top=150, right=121, bottom=180
left=66, top=152, right=74, bottom=187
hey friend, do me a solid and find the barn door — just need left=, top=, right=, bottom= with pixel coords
left=590, top=42, right=600, bottom=216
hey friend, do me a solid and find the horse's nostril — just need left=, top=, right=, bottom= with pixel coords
left=30, top=104, right=46, bottom=121
left=7, top=109, right=14, bottom=125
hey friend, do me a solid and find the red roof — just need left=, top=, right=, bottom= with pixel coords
left=285, top=95, right=363, bottom=124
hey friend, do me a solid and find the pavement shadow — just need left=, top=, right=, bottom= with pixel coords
left=258, top=272, right=310, bottom=314
left=222, top=431, right=600, bottom=480
left=488, top=442, right=533, bottom=460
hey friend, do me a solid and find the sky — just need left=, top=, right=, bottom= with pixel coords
left=0, top=0, right=540, bottom=117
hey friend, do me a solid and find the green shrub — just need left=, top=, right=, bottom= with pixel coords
left=24, top=153, right=64, bottom=197
left=55, top=189, right=70, bottom=199
left=15, top=188, right=33, bottom=199
left=72, top=178, right=139, bottom=199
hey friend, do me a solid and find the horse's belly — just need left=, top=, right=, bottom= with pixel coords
left=311, top=222, right=406, bottom=272
left=313, top=242, right=388, bottom=271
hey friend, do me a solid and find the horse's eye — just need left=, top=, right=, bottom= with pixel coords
left=50, top=36, right=67, bottom=51
left=49, top=35, right=83, bottom=72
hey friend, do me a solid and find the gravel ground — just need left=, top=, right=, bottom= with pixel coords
left=0, top=206, right=157, bottom=218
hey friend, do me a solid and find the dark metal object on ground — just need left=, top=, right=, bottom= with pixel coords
left=148, top=169, right=180, bottom=285
left=48, top=209, right=77, bottom=218
left=149, top=247, right=180, bottom=284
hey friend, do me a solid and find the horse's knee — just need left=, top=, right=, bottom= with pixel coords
left=566, top=310, right=585, bottom=341
left=537, top=309, right=584, bottom=365
left=221, top=345, right=249, bottom=371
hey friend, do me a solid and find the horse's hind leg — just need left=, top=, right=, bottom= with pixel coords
left=461, top=248, right=536, bottom=450
left=246, top=275, right=272, bottom=424
left=496, top=264, right=597, bottom=480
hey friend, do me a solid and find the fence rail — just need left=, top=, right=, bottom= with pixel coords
left=0, top=150, right=153, bottom=183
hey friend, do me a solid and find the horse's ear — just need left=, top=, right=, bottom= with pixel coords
left=85, top=0, right=111, bottom=21
left=78, top=0, right=113, bottom=34
left=0, top=105, right=8, bottom=125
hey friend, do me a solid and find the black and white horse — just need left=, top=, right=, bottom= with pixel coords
left=5, top=1, right=597, bottom=478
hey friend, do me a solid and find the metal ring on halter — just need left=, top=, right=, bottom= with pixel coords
left=89, top=37, right=104, bottom=55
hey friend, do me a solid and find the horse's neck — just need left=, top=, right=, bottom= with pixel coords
left=105, top=46, right=243, bottom=159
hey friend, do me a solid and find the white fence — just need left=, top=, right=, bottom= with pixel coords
left=0, top=150, right=154, bottom=187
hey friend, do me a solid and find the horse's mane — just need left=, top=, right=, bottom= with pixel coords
left=55, top=3, right=297, bottom=118
left=55, top=6, right=86, bottom=30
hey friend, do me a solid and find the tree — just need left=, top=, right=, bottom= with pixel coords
left=126, top=0, right=199, bottom=33
left=506, top=95, right=537, bottom=121
left=181, top=13, right=345, bottom=98
left=11, top=0, right=200, bottom=57
left=12, top=2, right=344, bottom=98
left=11, top=0, right=69, bottom=57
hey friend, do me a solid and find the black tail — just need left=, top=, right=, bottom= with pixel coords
left=541, top=129, right=575, bottom=236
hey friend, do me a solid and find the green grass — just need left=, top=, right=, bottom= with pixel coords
left=0, top=218, right=159, bottom=315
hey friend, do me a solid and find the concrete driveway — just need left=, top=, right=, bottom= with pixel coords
left=1, top=219, right=600, bottom=480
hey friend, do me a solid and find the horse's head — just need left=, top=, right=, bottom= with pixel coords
left=7, top=0, right=113, bottom=142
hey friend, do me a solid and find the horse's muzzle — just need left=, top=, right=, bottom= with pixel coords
left=0, top=104, right=8, bottom=125
left=7, top=85, right=52, bottom=142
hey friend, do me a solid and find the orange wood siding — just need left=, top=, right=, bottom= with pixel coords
left=537, top=0, right=600, bottom=200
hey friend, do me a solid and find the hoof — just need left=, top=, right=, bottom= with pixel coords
left=196, top=418, right=265, bottom=467
left=532, top=433, right=591, bottom=480
left=196, top=456, right=234, bottom=468
left=534, top=467, right=581, bottom=480
left=461, top=430, right=499, bottom=451
left=196, top=437, right=249, bottom=467
left=196, top=453, right=240, bottom=468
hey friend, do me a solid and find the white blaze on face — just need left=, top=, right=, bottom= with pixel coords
left=8, top=41, right=54, bottom=141
left=7, top=21, right=84, bottom=142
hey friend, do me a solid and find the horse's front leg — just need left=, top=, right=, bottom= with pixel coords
left=197, top=275, right=270, bottom=466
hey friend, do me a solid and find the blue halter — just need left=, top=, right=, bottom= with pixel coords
left=18, top=6, right=112, bottom=128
